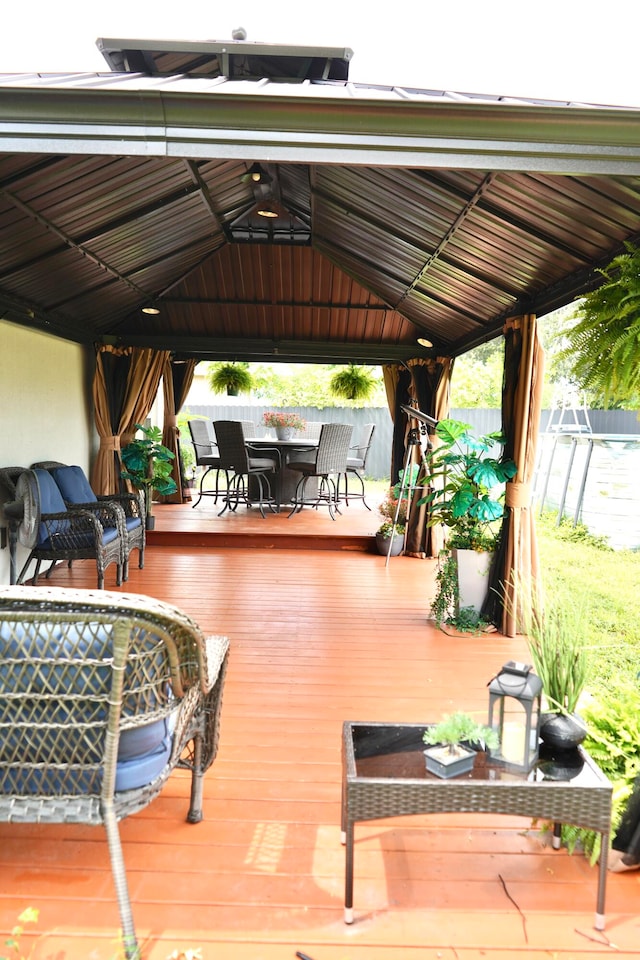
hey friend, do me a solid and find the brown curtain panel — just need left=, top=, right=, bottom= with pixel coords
left=404, top=357, right=453, bottom=558
left=382, top=363, right=413, bottom=484
left=484, top=314, right=545, bottom=636
left=91, top=346, right=170, bottom=495
left=160, top=357, right=197, bottom=504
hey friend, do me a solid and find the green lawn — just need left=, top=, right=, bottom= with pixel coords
left=536, top=511, right=640, bottom=693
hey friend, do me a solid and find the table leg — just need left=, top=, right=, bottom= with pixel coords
left=344, top=819, right=354, bottom=924
left=595, top=832, right=609, bottom=930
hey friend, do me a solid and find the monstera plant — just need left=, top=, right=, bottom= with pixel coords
left=419, top=418, right=517, bottom=628
left=121, top=423, right=177, bottom=528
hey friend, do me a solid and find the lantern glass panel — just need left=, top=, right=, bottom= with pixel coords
left=488, top=664, right=542, bottom=773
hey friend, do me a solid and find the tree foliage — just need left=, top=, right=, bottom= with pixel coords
left=450, top=342, right=504, bottom=408
left=250, top=363, right=386, bottom=407
left=558, top=243, right=640, bottom=408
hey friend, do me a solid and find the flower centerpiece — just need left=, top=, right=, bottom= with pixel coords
left=262, top=411, right=306, bottom=440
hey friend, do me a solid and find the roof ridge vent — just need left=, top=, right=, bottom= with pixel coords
left=96, top=37, right=352, bottom=82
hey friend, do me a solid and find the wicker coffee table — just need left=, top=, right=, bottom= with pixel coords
left=341, top=721, right=612, bottom=929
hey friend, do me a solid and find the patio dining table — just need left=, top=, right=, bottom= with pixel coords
left=245, top=437, right=319, bottom=507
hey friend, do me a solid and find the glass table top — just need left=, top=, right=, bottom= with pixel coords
left=346, top=721, right=606, bottom=788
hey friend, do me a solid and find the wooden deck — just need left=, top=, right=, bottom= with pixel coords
left=2, top=500, right=638, bottom=959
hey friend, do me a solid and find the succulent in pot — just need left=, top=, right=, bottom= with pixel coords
left=422, top=712, right=499, bottom=778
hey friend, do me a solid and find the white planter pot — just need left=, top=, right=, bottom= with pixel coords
left=453, top=548, right=494, bottom=614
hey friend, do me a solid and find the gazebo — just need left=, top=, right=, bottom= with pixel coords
left=2, top=35, right=640, bottom=627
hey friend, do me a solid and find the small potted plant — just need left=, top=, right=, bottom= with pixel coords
left=422, top=712, right=499, bottom=779
left=374, top=479, right=412, bottom=556
left=121, top=423, right=177, bottom=529
left=208, top=361, right=253, bottom=396
left=262, top=411, right=306, bottom=440
left=419, top=418, right=517, bottom=621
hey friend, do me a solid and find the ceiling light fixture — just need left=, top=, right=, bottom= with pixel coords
left=142, top=305, right=160, bottom=315
left=243, top=162, right=272, bottom=184
left=417, top=336, right=433, bottom=348
left=256, top=201, right=279, bottom=219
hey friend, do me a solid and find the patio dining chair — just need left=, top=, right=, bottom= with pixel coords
left=187, top=419, right=227, bottom=508
left=213, top=420, right=279, bottom=518
left=287, top=422, right=353, bottom=520
left=15, top=468, right=123, bottom=589
left=31, top=462, right=145, bottom=579
left=339, top=422, right=375, bottom=510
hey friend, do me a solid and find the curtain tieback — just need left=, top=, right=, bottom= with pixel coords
left=101, top=435, right=121, bottom=452
left=505, top=481, right=530, bottom=509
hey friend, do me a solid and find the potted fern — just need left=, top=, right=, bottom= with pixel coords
left=208, top=361, right=253, bottom=396
left=329, top=363, right=377, bottom=401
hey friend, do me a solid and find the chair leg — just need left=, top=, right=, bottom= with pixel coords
left=340, top=471, right=350, bottom=506
left=186, top=728, right=205, bottom=823
left=192, top=465, right=213, bottom=508
left=326, top=475, right=342, bottom=520
left=102, top=801, right=140, bottom=959
left=287, top=475, right=308, bottom=517
left=16, top=552, right=35, bottom=585
left=353, top=470, right=371, bottom=510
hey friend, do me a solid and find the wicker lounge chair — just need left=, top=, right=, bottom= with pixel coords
left=33, top=462, right=146, bottom=579
left=15, top=468, right=124, bottom=589
left=0, top=585, right=229, bottom=958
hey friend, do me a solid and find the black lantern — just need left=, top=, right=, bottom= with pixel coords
left=488, top=661, right=543, bottom=772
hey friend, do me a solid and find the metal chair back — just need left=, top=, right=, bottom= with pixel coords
left=213, top=420, right=252, bottom=473
left=314, top=423, right=353, bottom=475
left=188, top=419, right=218, bottom=462
left=350, top=423, right=376, bottom=468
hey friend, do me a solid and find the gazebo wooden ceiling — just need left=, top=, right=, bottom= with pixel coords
left=1, top=36, right=640, bottom=364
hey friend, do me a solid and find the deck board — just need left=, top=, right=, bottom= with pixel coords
left=1, top=507, right=637, bottom=959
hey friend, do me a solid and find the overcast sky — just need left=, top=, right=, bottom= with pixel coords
left=1, top=0, right=639, bottom=108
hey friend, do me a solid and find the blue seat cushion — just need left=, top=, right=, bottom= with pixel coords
left=51, top=465, right=97, bottom=504
left=116, top=718, right=174, bottom=792
left=38, top=525, right=119, bottom=551
left=125, top=516, right=142, bottom=532
left=34, top=469, right=71, bottom=542
left=0, top=620, right=174, bottom=795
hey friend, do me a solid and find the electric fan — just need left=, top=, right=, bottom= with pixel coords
left=0, top=468, right=40, bottom=584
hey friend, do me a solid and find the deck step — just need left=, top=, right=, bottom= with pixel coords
left=146, top=529, right=374, bottom=551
